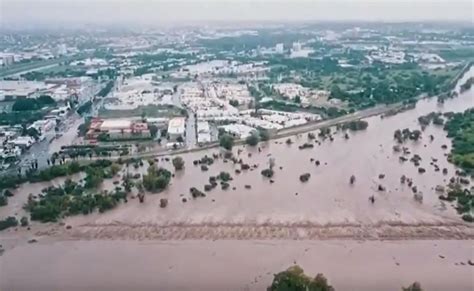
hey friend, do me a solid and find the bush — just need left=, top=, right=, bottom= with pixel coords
left=190, top=187, right=205, bottom=198
left=299, top=173, right=311, bottom=182
left=342, top=120, right=369, bottom=131
left=84, top=167, right=105, bottom=189
left=402, top=282, right=423, bottom=291
left=20, top=216, right=29, bottom=227
left=229, top=99, right=239, bottom=107
left=0, top=194, right=7, bottom=206
left=261, top=168, right=274, bottom=178
left=0, top=216, right=19, bottom=231
left=30, top=202, right=62, bottom=222
left=462, top=214, right=473, bottom=222
left=218, top=171, right=232, bottom=182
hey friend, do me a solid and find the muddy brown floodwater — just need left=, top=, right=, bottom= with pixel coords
left=58, top=67, right=474, bottom=235
left=1, top=67, right=473, bottom=290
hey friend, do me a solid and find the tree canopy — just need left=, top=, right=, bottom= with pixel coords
left=12, top=95, right=56, bottom=111
left=219, top=134, right=234, bottom=150
left=268, top=265, right=335, bottom=291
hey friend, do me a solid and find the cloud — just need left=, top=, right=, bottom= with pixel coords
left=1, top=0, right=472, bottom=27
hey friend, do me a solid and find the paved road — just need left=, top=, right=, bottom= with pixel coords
left=185, top=111, right=197, bottom=149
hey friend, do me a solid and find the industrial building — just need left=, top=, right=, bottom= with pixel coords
left=86, top=118, right=151, bottom=141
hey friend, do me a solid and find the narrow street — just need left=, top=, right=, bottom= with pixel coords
left=185, top=110, right=197, bottom=149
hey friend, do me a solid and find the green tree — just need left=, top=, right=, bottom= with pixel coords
left=219, top=134, right=234, bottom=150
left=0, top=194, right=7, bottom=206
left=268, top=265, right=334, bottom=291
left=246, top=132, right=260, bottom=146
left=26, top=127, right=40, bottom=140
left=172, top=156, right=185, bottom=170
left=84, top=167, right=104, bottom=189
left=110, top=163, right=121, bottom=176
left=259, top=129, right=270, bottom=141
left=37, top=95, right=56, bottom=105
left=12, top=98, right=39, bottom=111
left=142, top=166, right=172, bottom=192
left=229, top=99, right=239, bottom=107
left=149, top=125, right=158, bottom=137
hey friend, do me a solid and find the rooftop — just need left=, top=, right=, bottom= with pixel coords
left=100, top=119, right=132, bottom=130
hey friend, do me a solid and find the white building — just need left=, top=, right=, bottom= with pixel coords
left=29, top=119, right=56, bottom=141
left=273, top=83, right=307, bottom=100
left=0, top=81, right=54, bottom=100
left=0, top=54, right=14, bottom=66
left=197, top=121, right=211, bottom=144
left=275, top=43, right=284, bottom=54
left=167, top=117, right=186, bottom=140
left=8, top=136, right=35, bottom=149
left=219, top=124, right=256, bottom=139
left=292, top=42, right=302, bottom=52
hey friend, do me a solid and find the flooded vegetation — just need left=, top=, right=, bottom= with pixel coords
left=1, top=69, right=473, bottom=242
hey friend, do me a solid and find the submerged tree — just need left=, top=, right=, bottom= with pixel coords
left=402, top=282, right=423, bottom=291
left=219, top=134, right=234, bottom=150
left=267, top=265, right=335, bottom=291
left=172, top=156, right=185, bottom=170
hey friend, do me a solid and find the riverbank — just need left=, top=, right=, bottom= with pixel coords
left=1, top=239, right=472, bottom=291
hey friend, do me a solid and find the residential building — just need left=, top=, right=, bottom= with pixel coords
left=275, top=43, right=284, bottom=54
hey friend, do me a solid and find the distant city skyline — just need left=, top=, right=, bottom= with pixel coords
left=1, top=0, right=472, bottom=28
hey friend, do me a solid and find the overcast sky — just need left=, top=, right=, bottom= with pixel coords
left=1, top=0, right=473, bottom=27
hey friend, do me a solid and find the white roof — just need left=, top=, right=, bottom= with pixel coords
left=10, top=136, right=35, bottom=145
left=168, top=117, right=186, bottom=134
left=100, top=119, right=132, bottom=130
left=197, top=121, right=210, bottom=133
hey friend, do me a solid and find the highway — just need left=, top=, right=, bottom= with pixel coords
left=0, top=55, right=86, bottom=78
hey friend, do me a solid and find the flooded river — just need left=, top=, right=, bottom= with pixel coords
left=52, top=67, right=473, bottom=230
left=0, top=67, right=473, bottom=291
left=1, top=239, right=473, bottom=291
